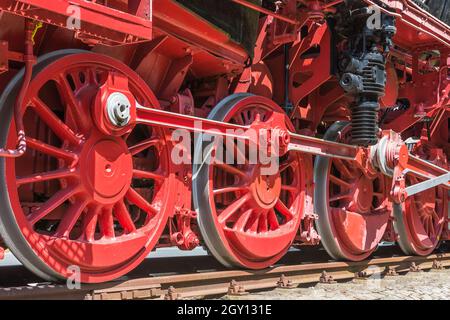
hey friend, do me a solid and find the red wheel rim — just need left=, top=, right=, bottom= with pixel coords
left=197, top=95, right=306, bottom=269
left=3, top=53, right=174, bottom=282
left=315, top=122, right=390, bottom=261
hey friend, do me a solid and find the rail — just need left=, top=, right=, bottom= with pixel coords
left=0, top=252, right=448, bottom=300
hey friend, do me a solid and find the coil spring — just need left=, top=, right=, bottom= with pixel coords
left=351, top=101, right=379, bottom=146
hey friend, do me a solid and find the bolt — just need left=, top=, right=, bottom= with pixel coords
left=355, top=271, right=368, bottom=279
left=319, top=271, right=336, bottom=284
left=106, top=92, right=132, bottom=127
left=277, top=274, right=294, bottom=289
left=409, top=262, right=422, bottom=272
left=384, top=266, right=398, bottom=276
left=228, top=280, right=247, bottom=296
left=432, top=260, right=443, bottom=270
left=164, top=286, right=180, bottom=300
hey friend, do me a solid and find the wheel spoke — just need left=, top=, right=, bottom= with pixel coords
left=242, top=110, right=250, bottom=124
left=28, top=186, right=78, bottom=225
left=232, top=141, right=248, bottom=166
left=268, top=209, right=280, bottom=230
left=279, top=158, right=295, bottom=173
left=428, top=218, right=436, bottom=238
left=275, top=199, right=294, bottom=221
left=373, top=192, right=384, bottom=198
left=54, top=199, right=88, bottom=238
left=31, top=97, right=82, bottom=145
left=129, top=138, right=160, bottom=156
left=16, top=168, right=77, bottom=186
left=215, top=163, right=247, bottom=180
left=99, top=207, right=115, bottom=238
left=281, top=185, right=297, bottom=193
left=56, top=74, right=89, bottom=133
left=329, top=192, right=351, bottom=202
left=329, top=174, right=351, bottom=189
left=27, top=137, right=78, bottom=162
left=66, top=70, right=84, bottom=89
left=232, top=114, right=245, bottom=125
left=126, top=188, right=158, bottom=216
left=371, top=208, right=389, bottom=215
left=333, top=159, right=353, bottom=178
left=258, top=210, right=269, bottom=233
left=247, top=210, right=261, bottom=232
left=133, top=169, right=165, bottom=182
left=422, top=216, right=430, bottom=235
left=431, top=210, right=443, bottom=224
left=233, top=209, right=253, bottom=231
left=82, top=206, right=100, bottom=241
left=218, top=193, right=251, bottom=224
left=115, top=200, right=136, bottom=233
left=213, top=185, right=247, bottom=196
left=86, top=68, right=99, bottom=86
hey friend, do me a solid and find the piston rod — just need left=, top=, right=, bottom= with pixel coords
left=405, top=172, right=450, bottom=197
left=135, top=103, right=359, bottom=161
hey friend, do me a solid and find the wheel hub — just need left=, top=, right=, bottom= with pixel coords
left=80, top=137, right=133, bottom=205
left=251, top=167, right=281, bottom=209
left=348, top=175, right=373, bottom=213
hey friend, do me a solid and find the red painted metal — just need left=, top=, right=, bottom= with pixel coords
left=0, top=41, right=8, bottom=74
left=3, top=52, right=176, bottom=282
left=135, top=99, right=363, bottom=163
left=0, top=0, right=152, bottom=45
left=315, top=123, right=391, bottom=261
left=152, top=1, right=250, bottom=66
left=392, top=140, right=449, bottom=255
left=193, top=95, right=309, bottom=269
left=0, top=19, right=34, bottom=158
left=0, top=0, right=448, bottom=281
left=378, top=131, right=450, bottom=204
left=399, top=175, right=447, bottom=255
left=365, top=0, right=450, bottom=48
left=230, top=0, right=298, bottom=25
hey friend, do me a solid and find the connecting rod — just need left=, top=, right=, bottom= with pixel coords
left=10, top=64, right=446, bottom=205
left=135, top=97, right=450, bottom=203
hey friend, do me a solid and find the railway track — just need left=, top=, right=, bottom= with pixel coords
left=0, top=248, right=448, bottom=300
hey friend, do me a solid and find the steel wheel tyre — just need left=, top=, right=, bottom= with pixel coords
left=193, top=94, right=306, bottom=269
left=314, top=122, right=390, bottom=261
left=0, top=51, right=175, bottom=283
left=393, top=176, right=447, bottom=256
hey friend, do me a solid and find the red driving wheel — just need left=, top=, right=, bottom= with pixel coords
left=193, top=94, right=307, bottom=269
left=0, top=51, right=175, bottom=283
left=314, top=122, right=391, bottom=261
left=394, top=169, right=447, bottom=256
